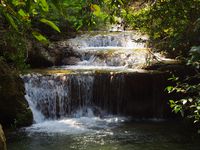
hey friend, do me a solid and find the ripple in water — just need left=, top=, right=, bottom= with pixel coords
left=24, top=116, right=127, bottom=135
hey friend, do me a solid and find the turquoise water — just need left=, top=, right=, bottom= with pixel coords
left=6, top=120, right=200, bottom=150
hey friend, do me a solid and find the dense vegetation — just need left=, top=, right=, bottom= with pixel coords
left=128, top=0, right=200, bottom=57
left=128, top=0, right=200, bottom=129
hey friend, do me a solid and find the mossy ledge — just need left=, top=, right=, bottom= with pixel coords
left=0, top=60, right=33, bottom=128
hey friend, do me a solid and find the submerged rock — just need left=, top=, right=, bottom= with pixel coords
left=0, top=60, right=33, bottom=127
left=0, top=124, right=6, bottom=150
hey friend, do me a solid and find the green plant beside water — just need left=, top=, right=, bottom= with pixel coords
left=166, top=47, right=200, bottom=132
left=127, top=0, right=200, bottom=131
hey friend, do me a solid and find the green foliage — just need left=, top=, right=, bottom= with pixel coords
left=128, top=1, right=200, bottom=129
left=0, top=29, right=29, bottom=70
left=0, top=0, right=61, bottom=39
left=65, top=0, right=108, bottom=30
left=0, top=0, right=61, bottom=69
left=91, top=4, right=101, bottom=16
left=166, top=47, right=200, bottom=128
left=32, top=31, right=48, bottom=43
left=40, top=18, right=61, bottom=33
left=188, top=46, right=200, bottom=69
left=129, top=0, right=200, bottom=56
left=49, top=0, right=130, bottom=30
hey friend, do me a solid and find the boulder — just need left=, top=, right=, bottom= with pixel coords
left=27, top=43, right=54, bottom=68
left=0, top=60, right=33, bottom=127
left=0, top=124, right=6, bottom=150
left=27, top=41, right=78, bottom=67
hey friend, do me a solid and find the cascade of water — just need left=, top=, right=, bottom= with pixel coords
left=22, top=73, right=130, bottom=134
left=67, top=32, right=147, bottom=49
left=22, top=31, right=171, bottom=135
left=23, top=74, right=95, bottom=123
left=61, top=31, right=150, bottom=68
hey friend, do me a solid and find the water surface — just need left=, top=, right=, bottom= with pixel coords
left=7, top=120, right=200, bottom=150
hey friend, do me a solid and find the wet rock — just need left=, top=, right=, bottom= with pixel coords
left=0, top=124, right=6, bottom=150
left=27, top=43, right=54, bottom=68
left=0, top=60, right=33, bottom=127
left=27, top=40, right=81, bottom=67
left=62, top=57, right=81, bottom=65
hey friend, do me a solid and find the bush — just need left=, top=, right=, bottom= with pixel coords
left=129, top=0, right=200, bottom=57
left=167, top=46, right=200, bottom=130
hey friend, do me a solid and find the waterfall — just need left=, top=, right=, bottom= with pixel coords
left=23, top=74, right=96, bottom=123
left=22, top=31, right=171, bottom=134
left=23, top=72, right=169, bottom=124
left=66, top=31, right=147, bottom=49
left=22, top=73, right=130, bottom=134
left=56, top=31, right=151, bottom=68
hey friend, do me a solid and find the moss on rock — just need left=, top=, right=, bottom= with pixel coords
left=0, top=60, right=33, bottom=127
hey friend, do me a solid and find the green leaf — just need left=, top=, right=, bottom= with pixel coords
left=12, top=0, right=26, bottom=6
left=168, top=75, right=179, bottom=81
left=39, top=0, right=49, bottom=12
left=169, top=100, right=175, bottom=108
left=118, top=0, right=124, bottom=5
left=91, top=4, right=101, bottom=16
left=18, top=9, right=29, bottom=19
left=18, top=9, right=26, bottom=17
left=174, top=105, right=181, bottom=113
left=32, top=31, right=48, bottom=43
left=188, top=98, right=193, bottom=102
left=4, top=13, right=18, bottom=31
left=121, top=9, right=127, bottom=16
left=165, top=86, right=173, bottom=92
left=182, top=99, right=187, bottom=105
left=40, top=18, right=61, bottom=33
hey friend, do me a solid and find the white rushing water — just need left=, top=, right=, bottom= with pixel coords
left=23, top=73, right=128, bottom=134
left=25, top=116, right=127, bottom=135
left=58, top=31, right=152, bottom=69
left=23, top=74, right=95, bottom=122
left=67, top=31, right=148, bottom=50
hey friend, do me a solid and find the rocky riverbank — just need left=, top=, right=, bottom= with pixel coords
left=0, top=60, right=33, bottom=127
